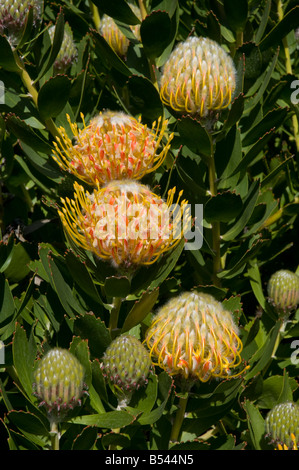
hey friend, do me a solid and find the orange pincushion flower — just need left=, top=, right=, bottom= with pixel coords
left=58, top=180, right=190, bottom=268
left=145, top=292, right=246, bottom=382
left=52, top=111, right=173, bottom=186
left=160, top=36, right=236, bottom=117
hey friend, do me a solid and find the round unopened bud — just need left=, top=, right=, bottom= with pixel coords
left=145, top=291, right=246, bottom=383
left=48, top=23, right=77, bottom=74
left=101, top=335, right=151, bottom=394
left=0, top=0, right=43, bottom=46
left=267, top=269, right=299, bottom=316
left=265, top=401, right=299, bottom=450
left=33, top=347, right=85, bottom=417
left=160, top=36, right=236, bottom=118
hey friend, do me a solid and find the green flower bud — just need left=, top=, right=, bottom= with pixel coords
left=101, top=335, right=152, bottom=395
left=0, top=0, right=43, bottom=46
left=267, top=269, right=299, bottom=316
left=265, top=401, right=299, bottom=450
left=48, top=22, right=77, bottom=74
left=33, top=347, right=86, bottom=417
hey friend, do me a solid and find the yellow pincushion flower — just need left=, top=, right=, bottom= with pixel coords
left=160, top=36, right=236, bottom=117
left=100, top=5, right=141, bottom=57
left=145, top=292, right=246, bottom=382
left=58, top=180, right=190, bottom=268
left=52, top=111, right=173, bottom=186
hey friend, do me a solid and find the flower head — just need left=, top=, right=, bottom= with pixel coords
left=265, top=401, right=299, bottom=450
left=0, top=0, right=43, bottom=46
left=267, top=269, right=299, bottom=316
left=48, top=22, right=77, bottom=74
left=160, top=36, right=236, bottom=117
left=100, top=5, right=141, bottom=57
left=53, top=111, right=173, bottom=186
left=33, top=347, right=86, bottom=419
left=101, top=335, right=152, bottom=394
left=145, top=292, right=246, bottom=383
left=58, top=180, right=190, bottom=269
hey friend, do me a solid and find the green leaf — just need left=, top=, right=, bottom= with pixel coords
left=16, top=7, right=34, bottom=50
left=64, top=250, right=105, bottom=305
left=177, top=116, right=211, bottom=158
left=7, top=410, right=49, bottom=436
left=131, top=238, right=185, bottom=294
left=104, top=275, right=131, bottom=298
left=72, top=312, right=112, bottom=359
left=223, top=0, right=248, bottom=32
left=0, top=273, right=16, bottom=325
left=41, top=252, right=85, bottom=317
left=259, top=5, right=299, bottom=51
left=70, top=410, right=136, bottom=428
left=222, top=180, right=260, bottom=241
left=257, top=375, right=293, bottom=409
left=12, top=323, right=35, bottom=399
left=38, top=75, right=72, bottom=120
left=126, top=75, right=163, bottom=122
left=69, top=336, right=92, bottom=388
left=205, top=191, right=243, bottom=223
left=72, top=426, right=98, bottom=450
left=242, top=108, right=288, bottom=147
left=121, top=287, right=159, bottom=333
left=255, top=0, right=271, bottom=44
left=34, top=11, right=65, bottom=82
left=5, top=114, right=51, bottom=154
left=0, top=35, right=20, bottom=72
left=92, top=0, right=140, bottom=24
left=91, top=29, right=131, bottom=77
left=140, top=11, right=172, bottom=59
left=245, top=320, right=282, bottom=380
left=243, top=400, right=267, bottom=450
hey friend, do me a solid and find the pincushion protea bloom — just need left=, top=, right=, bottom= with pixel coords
left=265, top=402, right=299, bottom=450
left=160, top=36, right=236, bottom=117
left=0, top=0, right=43, bottom=46
left=52, top=111, right=173, bottom=186
left=100, top=5, right=141, bottom=57
left=32, top=347, right=86, bottom=418
left=58, top=180, right=190, bottom=269
left=48, top=22, right=77, bottom=74
left=145, top=292, right=246, bottom=383
left=267, top=269, right=299, bottom=316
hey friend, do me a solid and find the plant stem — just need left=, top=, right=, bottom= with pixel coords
left=277, top=0, right=299, bottom=152
left=207, top=135, right=221, bottom=286
left=13, top=50, right=60, bottom=139
left=109, top=296, right=122, bottom=334
left=50, top=421, right=60, bottom=450
left=170, top=395, right=188, bottom=443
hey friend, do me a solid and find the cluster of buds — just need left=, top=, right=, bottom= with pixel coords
left=0, top=0, right=43, bottom=46
left=145, top=291, right=246, bottom=383
left=265, top=401, right=299, bottom=450
left=48, top=22, right=77, bottom=75
left=101, top=334, right=151, bottom=395
left=267, top=269, right=299, bottom=317
left=32, top=347, right=86, bottom=420
left=159, top=36, right=236, bottom=118
left=99, top=4, right=141, bottom=57
left=58, top=180, right=190, bottom=269
left=53, top=111, right=173, bottom=187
